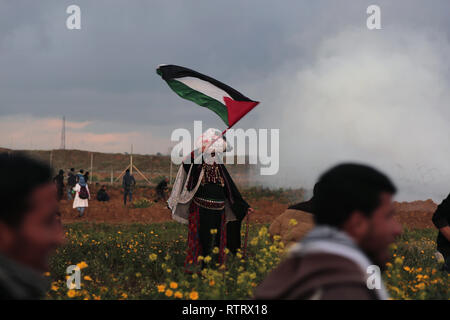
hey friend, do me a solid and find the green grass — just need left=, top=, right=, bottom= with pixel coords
left=46, top=223, right=449, bottom=300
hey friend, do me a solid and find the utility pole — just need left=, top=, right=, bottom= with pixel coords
left=130, top=144, right=133, bottom=175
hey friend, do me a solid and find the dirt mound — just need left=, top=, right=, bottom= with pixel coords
left=393, top=199, right=437, bottom=229
left=268, top=209, right=314, bottom=248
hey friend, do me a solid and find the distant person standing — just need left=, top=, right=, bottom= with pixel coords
left=77, top=169, right=86, bottom=186
left=122, top=169, right=136, bottom=206
left=52, top=170, right=65, bottom=201
left=84, top=171, right=90, bottom=185
left=67, top=168, right=76, bottom=200
left=432, top=194, right=450, bottom=272
left=73, top=175, right=90, bottom=218
left=155, top=177, right=169, bottom=202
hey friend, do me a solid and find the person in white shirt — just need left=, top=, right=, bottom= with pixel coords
left=73, top=183, right=90, bottom=218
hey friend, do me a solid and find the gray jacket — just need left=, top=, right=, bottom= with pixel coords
left=0, top=254, right=48, bottom=300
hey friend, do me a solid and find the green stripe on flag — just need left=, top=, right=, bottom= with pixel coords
left=165, top=79, right=229, bottom=126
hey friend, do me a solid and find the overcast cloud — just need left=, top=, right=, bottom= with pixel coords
left=1, top=0, right=450, bottom=200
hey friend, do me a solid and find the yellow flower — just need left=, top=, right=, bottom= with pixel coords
left=170, top=282, right=178, bottom=289
left=415, top=283, right=425, bottom=290
left=67, top=289, right=77, bottom=298
left=157, top=284, right=166, bottom=292
left=189, top=291, right=199, bottom=300
left=210, top=229, right=218, bottom=234
left=149, top=253, right=157, bottom=261
left=76, top=261, right=88, bottom=269
left=209, top=280, right=215, bottom=286
left=83, top=275, right=93, bottom=281
left=165, top=289, right=173, bottom=297
left=288, top=219, right=298, bottom=226
left=43, top=272, right=51, bottom=277
left=212, top=247, right=219, bottom=254
left=174, top=291, right=183, bottom=299
left=51, top=284, right=59, bottom=291
left=394, top=257, right=403, bottom=265
left=204, top=256, right=212, bottom=263
left=403, top=266, right=410, bottom=272
left=258, top=227, right=268, bottom=237
left=121, top=293, right=128, bottom=299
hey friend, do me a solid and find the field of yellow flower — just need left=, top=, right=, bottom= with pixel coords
left=46, top=223, right=448, bottom=300
left=384, top=228, right=449, bottom=299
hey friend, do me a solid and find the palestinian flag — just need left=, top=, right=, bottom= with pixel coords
left=157, top=64, right=259, bottom=128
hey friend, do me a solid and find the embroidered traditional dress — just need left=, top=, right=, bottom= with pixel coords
left=168, top=154, right=250, bottom=272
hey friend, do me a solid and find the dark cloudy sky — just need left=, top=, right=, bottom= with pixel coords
left=1, top=0, right=450, bottom=200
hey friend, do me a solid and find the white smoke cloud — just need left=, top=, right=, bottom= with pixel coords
left=256, top=27, right=450, bottom=201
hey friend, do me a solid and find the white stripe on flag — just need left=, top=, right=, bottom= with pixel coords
left=176, top=76, right=231, bottom=105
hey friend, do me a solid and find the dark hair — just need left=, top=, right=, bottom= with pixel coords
left=80, top=169, right=84, bottom=173
left=0, top=153, right=52, bottom=227
left=58, top=169, right=64, bottom=175
left=70, top=168, right=74, bottom=172
left=314, top=163, right=396, bottom=227
left=126, top=169, right=130, bottom=173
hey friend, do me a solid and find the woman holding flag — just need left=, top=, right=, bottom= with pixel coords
left=159, top=64, right=258, bottom=271
left=170, top=129, right=253, bottom=271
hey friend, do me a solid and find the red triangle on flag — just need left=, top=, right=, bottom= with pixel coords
left=224, top=97, right=259, bottom=128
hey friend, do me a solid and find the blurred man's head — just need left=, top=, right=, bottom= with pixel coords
left=0, top=153, right=64, bottom=272
left=314, top=163, right=402, bottom=266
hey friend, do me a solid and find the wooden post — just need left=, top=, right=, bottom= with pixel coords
left=110, top=167, right=113, bottom=186
left=114, top=164, right=131, bottom=183
left=90, top=153, right=93, bottom=184
left=132, top=165, right=152, bottom=185
left=130, top=144, right=133, bottom=175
